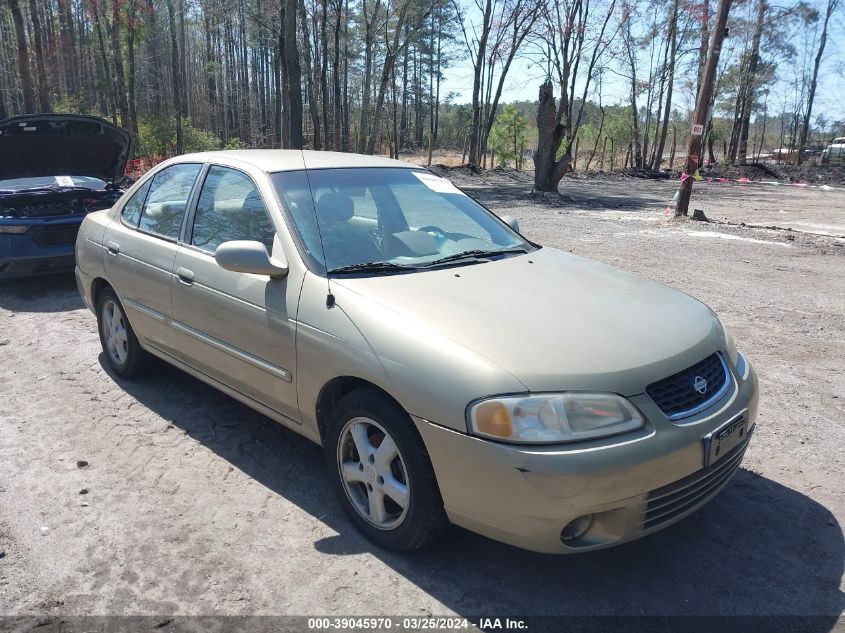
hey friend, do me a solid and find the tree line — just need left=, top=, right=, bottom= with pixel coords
left=0, top=0, right=841, bottom=190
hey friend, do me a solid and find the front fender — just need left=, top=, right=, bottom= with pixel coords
left=294, top=273, right=525, bottom=436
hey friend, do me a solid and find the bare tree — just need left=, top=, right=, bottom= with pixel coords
left=533, top=0, right=617, bottom=191
left=453, top=0, right=539, bottom=165
left=798, top=0, right=838, bottom=162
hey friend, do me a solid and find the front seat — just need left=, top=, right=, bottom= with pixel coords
left=315, top=192, right=381, bottom=267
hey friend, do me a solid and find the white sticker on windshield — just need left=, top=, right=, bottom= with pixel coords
left=55, top=175, right=75, bottom=187
left=412, top=171, right=466, bottom=196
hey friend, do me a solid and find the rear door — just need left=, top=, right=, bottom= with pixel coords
left=103, top=163, right=202, bottom=352
left=169, top=165, right=302, bottom=423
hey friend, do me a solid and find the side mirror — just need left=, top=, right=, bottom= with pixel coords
left=501, top=215, right=520, bottom=233
left=215, top=240, right=288, bottom=278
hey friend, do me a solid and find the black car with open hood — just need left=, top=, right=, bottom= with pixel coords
left=0, top=113, right=132, bottom=183
left=0, top=114, right=133, bottom=278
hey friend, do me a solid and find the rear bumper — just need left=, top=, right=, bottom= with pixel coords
left=75, top=266, right=96, bottom=311
left=0, top=219, right=82, bottom=278
left=416, top=358, right=759, bottom=554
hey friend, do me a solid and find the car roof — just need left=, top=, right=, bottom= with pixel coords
left=170, top=149, right=420, bottom=173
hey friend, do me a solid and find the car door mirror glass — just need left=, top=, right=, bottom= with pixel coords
left=215, top=240, right=288, bottom=278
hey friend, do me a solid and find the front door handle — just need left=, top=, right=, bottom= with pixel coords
left=177, top=267, right=195, bottom=285
left=107, top=241, right=120, bottom=255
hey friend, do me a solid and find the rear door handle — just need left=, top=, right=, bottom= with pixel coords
left=107, top=241, right=120, bottom=255
left=177, top=267, right=194, bottom=285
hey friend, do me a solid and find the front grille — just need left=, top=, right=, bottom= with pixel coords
left=643, top=438, right=748, bottom=531
left=32, top=223, right=81, bottom=247
left=646, top=353, right=730, bottom=419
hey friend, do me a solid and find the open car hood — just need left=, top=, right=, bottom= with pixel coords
left=0, top=114, right=132, bottom=183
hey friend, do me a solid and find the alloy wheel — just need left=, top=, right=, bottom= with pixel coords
left=337, top=416, right=410, bottom=530
left=101, top=299, right=129, bottom=366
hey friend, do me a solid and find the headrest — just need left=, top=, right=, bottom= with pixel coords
left=316, top=192, right=354, bottom=223
left=242, top=189, right=264, bottom=213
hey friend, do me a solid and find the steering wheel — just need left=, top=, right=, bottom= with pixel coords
left=418, top=225, right=447, bottom=239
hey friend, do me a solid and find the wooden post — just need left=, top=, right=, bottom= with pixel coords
left=675, top=0, right=733, bottom=216
left=601, top=137, right=608, bottom=171
left=427, top=133, right=433, bottom=166
left=461, top=131, right=469, bottom=164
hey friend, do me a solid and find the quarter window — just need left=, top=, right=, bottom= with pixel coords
left=138, top=163, right=202, bottom=240
left=191, top=166, right=275, bottom=253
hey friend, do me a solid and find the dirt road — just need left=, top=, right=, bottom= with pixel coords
left=0, top=173, right=842, bottom=623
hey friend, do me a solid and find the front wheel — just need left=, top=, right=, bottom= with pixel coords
left=326, top=389, right=449, bottom=551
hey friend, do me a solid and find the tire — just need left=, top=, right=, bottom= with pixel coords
left=326, top=388, right=450, bottom=551
left=96, top=287, right=154, bottom=379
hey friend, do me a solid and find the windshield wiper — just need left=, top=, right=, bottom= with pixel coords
left=420, top=247, right=528, bottom=268
left=328, top=261, right=415, bottom=275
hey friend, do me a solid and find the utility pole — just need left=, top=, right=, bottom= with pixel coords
left=675, top=0, right=732, bottom=217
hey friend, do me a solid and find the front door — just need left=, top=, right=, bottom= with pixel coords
left=170, top=165, right=302, bottom=423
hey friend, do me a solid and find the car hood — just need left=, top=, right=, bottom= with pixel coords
left=0, top=114, right=132, bottom=183
left=331, top=247, right=728, bottom=396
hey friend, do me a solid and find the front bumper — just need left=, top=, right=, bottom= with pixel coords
left=415, top=359, right=759, bottom=553
left=0, top=218, right=82, bottom=278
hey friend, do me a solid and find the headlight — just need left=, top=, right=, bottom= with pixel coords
left=0, top=225, right=30, bottom=234
left=467, top=393, right=645, bottom=444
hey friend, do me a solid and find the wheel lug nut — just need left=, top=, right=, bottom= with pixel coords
left=367, top=483, right=373, bottom=491
left=377, top=476, right=384, bottom=485
left=368, top=455, right=375, bottom=464
left=358, top=463, right=364, bottom=470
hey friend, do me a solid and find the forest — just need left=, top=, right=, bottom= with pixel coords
left=0, top=0, right=842, bottom=184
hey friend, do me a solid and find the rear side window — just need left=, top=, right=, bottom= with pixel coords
left=138, top=163, right=202, bottom=240
left=190, top=166, right=275, bottom=253
left=120, top=179, right=152, bottom=227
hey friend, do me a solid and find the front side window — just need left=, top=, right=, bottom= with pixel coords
left=272, top=168, right=531, bottom=273
left=190, top=166, right=275, bottom=253
left=138, top=163, right=202, bottom=240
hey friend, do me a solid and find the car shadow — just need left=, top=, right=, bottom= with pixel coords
left=0, top=273, right=84, bottom=312
left=104, top=357, right=844, bottom=622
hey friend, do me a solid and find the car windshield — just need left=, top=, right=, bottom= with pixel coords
left=0, top=175, right=107, bottom=193
left=272, top=167, right=531, bottom=273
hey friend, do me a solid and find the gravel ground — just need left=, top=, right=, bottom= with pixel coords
left=0, top=172, right=842, bottom=624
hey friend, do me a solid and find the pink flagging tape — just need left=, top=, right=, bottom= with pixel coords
left=688, top=176, right=839, bottom=190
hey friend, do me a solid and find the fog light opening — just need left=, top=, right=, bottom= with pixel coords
left=561, top=514, right=594, bottom=543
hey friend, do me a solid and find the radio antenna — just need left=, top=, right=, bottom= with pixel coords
left=301, top=149, right=334, bottom=308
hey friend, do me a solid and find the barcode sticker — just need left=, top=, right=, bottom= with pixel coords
left=55, top=176, right=75, bottom=187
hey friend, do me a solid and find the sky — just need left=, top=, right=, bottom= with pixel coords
left=438, top=0, right=845, bottom=126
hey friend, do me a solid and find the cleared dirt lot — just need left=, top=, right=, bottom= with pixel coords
left=0, top=172, right=843, bottom=623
